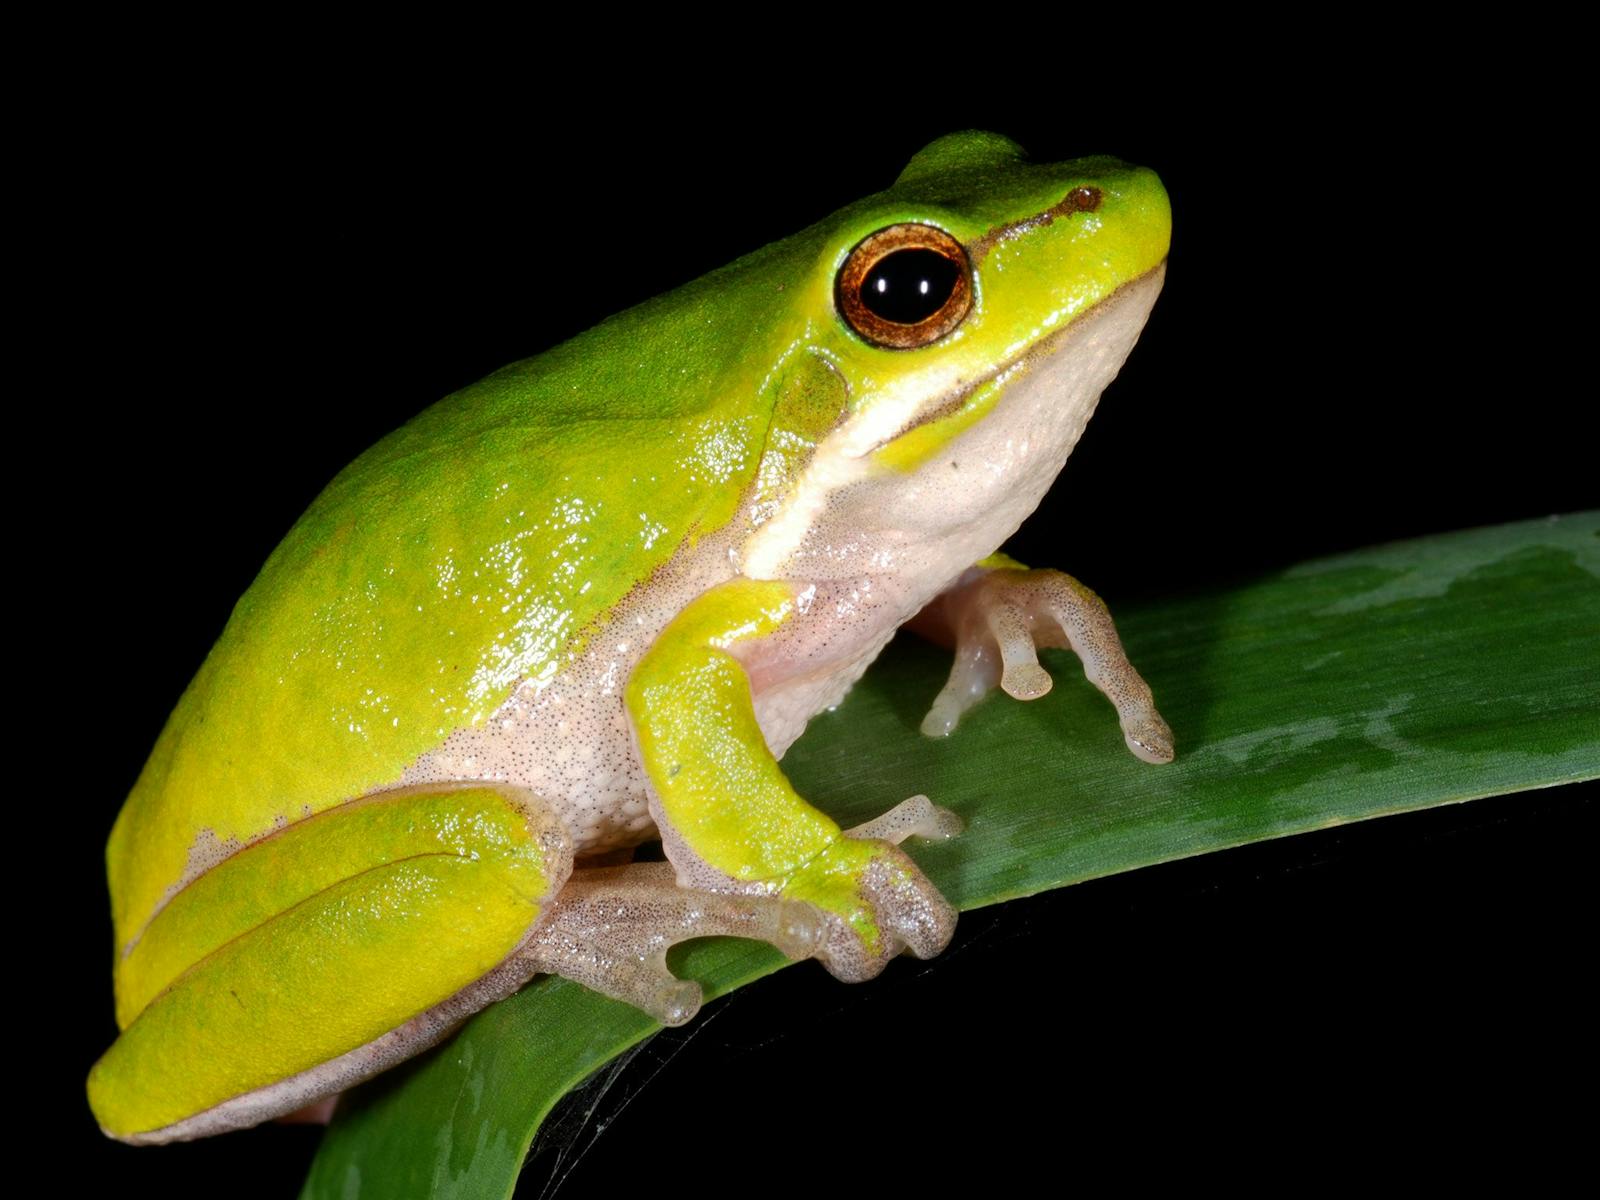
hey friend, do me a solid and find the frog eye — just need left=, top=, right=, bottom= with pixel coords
left=836, top=224, right=972, bottom=349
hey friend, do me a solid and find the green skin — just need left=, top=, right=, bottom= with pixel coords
left=90, top=132, right=1173, bottom=1141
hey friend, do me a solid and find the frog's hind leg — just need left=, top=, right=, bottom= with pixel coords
left=89, top=782, right=573, bottom=1144
left=915, top=560, right=1175, bottom=764
left=524, top=861, right=826, bottom=1026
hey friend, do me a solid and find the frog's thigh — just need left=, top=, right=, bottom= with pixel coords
left=88, top=783, right=571, bottom=1145
left=625, top=578, right=957, bottom=983
left=916, top=558, right=1175, bottom=763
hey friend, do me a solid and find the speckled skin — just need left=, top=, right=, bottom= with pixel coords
left=91, top=134, right=1175, bottom=1144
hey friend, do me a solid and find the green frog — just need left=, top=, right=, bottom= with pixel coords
left=89, top=130, right=1174, bottom=1143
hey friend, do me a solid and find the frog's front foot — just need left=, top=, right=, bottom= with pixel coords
left=916, top=563, right=1175, bottom=763
left=785, top=796, right=961, bottom=983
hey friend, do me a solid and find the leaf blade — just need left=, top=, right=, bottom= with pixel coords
left=302, top=513, right=1600, bottom=1199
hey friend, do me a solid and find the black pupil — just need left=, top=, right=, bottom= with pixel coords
left=859, top=249, right=961, bottom=324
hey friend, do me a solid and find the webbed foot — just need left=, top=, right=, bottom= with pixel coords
left=917, top=564, right=1174, bottom=763
left=528, top=861, right=826, bottom=1026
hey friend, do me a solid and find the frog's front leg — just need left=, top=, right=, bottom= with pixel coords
left=913, top=555, right=1175, bottom=764
left=625, top=579, right=959, bottom=983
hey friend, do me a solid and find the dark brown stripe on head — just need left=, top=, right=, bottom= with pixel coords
left=967, top=186, right=1103, bottom=267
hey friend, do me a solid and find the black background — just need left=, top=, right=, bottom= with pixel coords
left=44, top=58, right=1594, bottom=1198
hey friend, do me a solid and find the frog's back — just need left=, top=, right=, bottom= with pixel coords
left=108, top=260, right=802, bottom=952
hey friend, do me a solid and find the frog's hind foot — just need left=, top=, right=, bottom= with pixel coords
left=525, top=862, right=825, bottom=1026
left=918, top=565, right=1174, bottom=764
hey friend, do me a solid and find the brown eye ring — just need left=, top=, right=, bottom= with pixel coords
left=835, top=223, right=972, bottom=350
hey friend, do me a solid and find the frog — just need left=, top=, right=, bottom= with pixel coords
left=87, top=130, right=1175, bottom=1144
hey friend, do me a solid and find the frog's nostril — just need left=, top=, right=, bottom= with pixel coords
left=1066, top=185, right=1103, bottom=213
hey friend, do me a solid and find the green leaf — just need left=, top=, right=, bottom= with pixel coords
left=301, top=513, right=1599, bottom=1199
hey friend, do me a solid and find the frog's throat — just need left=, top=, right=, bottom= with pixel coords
left=739, top=260, right=1166, bottom=581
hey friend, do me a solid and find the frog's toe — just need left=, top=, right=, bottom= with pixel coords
left=1123, top=710, right=1176, bottom=765
left=845, top=794, right=963, bottom=844
left=652, top=979, right=706, bottom=1028
left=919, top=637, right=1000, bottom=737
left=772, top=897, right=829, bottom=960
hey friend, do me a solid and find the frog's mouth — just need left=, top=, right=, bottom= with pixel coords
left=862, top=260, right=1168, bottom=462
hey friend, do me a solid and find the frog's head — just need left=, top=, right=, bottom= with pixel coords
left=741, top=131, right=1171, bottom=580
